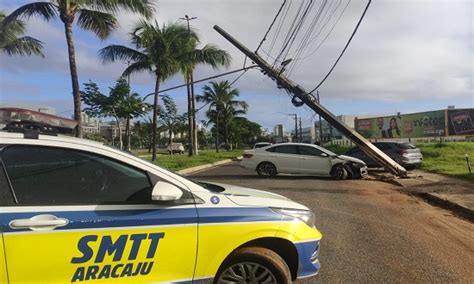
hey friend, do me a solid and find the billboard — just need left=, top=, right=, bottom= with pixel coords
left=356, top=116, right=402, bottom=139
left=401, top=110, right=445, bottom=137
left=448, top=109, right=474, bottom=135
left=356, top=110, right=446, bottom=139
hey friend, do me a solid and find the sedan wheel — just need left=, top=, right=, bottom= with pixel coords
left=331, top=164, right=348, bottom=180
left=215, top=247, right=291, bottom=284
left=256, top=162, right=277, bottom=177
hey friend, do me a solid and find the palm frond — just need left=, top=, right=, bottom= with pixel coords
left=122, top=60, right=152, bottom=76
left=77, top=9, right=117, bottom=39
left=4, top=2, right=57, bottom=25
left=2, top=36, right=44, bottom=57
left=80, top=0, right=155, bottom=19
left=98, top=44, right=147, bottom=63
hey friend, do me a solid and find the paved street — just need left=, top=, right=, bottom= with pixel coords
left=189, top=162, right=474, bottom=283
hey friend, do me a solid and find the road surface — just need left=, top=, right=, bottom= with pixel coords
left=188, top=162, right=474, bottom=283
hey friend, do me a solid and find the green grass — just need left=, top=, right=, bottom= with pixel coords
left=417, top=142, right=474, bottom=180
left=132, top=149, right=244, bottom=171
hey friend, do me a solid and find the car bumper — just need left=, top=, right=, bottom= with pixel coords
left=295, top=239, right=321, bottom=279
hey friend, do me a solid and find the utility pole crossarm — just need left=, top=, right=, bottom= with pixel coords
left=213, top=25, right=407, bottom=177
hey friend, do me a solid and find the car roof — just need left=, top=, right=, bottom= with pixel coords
left=0, top=131, right=104, bottom=148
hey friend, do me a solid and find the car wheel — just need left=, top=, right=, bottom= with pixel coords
left=331, top=164, right=348, bottom=180
left=404, top=165, right=416, bottom=171
left=214, top=247, right=291, bottom=284
left=256, top=162, right=277, bottom=177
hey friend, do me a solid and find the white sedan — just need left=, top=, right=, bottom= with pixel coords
left=241, top=143, right=368, bottom=180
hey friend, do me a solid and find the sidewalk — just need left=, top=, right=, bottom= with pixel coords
left=395, top=170, right=474, bottom=222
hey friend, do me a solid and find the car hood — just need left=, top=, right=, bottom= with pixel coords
left=203, top=182, right=309, bottom=210
left=336, top=155, right=366, bottom=165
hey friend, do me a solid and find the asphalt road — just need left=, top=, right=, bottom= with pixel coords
left=188, top=162, right=474, bottom=283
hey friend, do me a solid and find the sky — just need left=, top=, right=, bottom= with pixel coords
left=0, top=0, right=473, bottom=132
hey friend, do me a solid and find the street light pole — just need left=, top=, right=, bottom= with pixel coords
left=288, top=114, right=298, bottom=142
left=317, top=91, right=323, bottom=144
left=180, top=15, right=198, bottom=156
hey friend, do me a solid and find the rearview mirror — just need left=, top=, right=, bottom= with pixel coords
left=320, top=153, right=328, bottom=157
left=151, top=181, right=183, bottom=201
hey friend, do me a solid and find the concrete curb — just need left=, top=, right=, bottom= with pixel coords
left=177, top=156, right=242, bottom=175
left=416, top=192, right=474, bottom=223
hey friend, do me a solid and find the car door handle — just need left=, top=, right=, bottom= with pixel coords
left=9, top=214, right=69, bottom=231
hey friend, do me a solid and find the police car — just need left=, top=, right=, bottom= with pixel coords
left=0, top=123, right=322, bottom=283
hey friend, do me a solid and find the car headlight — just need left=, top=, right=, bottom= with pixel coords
left=271, top=208, right=316, bottom=228
left=349, top=162, right=366, bottom=168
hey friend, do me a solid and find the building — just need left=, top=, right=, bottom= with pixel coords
left=81, top=112, right=100, bottom=135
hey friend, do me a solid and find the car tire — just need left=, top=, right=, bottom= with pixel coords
left=256, top=162, right=277, bottom=177
left=331, top=164, right=348, bottom=180
left=214, top=247, right=292, bottom=284
left=404, top=165, right=416, bottom=171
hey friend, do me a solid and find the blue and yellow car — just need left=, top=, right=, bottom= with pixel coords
left=0, top=130, right=322, bottom=283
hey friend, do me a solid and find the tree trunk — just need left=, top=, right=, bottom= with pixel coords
left=114, top=115, right=123, bottom=150
left=63, top=21, right=82, bottom=138
left=224, top=118, right=229, bottom=151
left=125, top=117, right=131, bottom=151
left=186, top=72, right=193, bottom=157
left=190, top=70, right=198, bottom=155
left=151, top=77, right=160, bottom=162
left=215, top=113, right=219, bottom=153
left=168, top=127, right=172, bottom=146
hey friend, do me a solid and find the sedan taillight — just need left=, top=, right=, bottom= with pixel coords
left=243, top=153, right=253, bottom=158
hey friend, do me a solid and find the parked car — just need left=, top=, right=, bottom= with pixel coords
left=167, top=142, right=185, bottom=154
left=344, top=142, right=423, bottom=170
left=0, top=126, right=322, bottom=283
left=241, top=143, right=368, bottom=179
left=253, top=142, right=272, bottom=149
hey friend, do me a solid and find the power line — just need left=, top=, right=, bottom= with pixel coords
left=255, top=0, right=287, bottom=53
left=309, top=0, right=372, bottom=94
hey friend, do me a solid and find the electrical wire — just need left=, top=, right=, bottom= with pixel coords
left=255, top=0, right=287, bottom=53
left=309, top=0, right=372, bottom=94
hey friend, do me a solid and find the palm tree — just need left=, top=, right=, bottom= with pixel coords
left=0, top=11, right=44, bottom=57
left=221, top=101, right=248, bottom=150
left=178, top=41, right=231, bottom=156
left=197, top=80, right=247, bottom=152
left=99, top=21, right=195, bottom=161
left=4, top=1, right=154, bottom=138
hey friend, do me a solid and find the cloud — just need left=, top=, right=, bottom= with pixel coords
left=1, top=0, right=472, bottom=130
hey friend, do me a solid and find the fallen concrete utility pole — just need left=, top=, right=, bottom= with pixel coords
left=214, top=25, right=407, bottom=177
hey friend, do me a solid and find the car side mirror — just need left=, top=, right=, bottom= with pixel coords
left=320, top=153, right=328, bottom=157
left=151, top=181, right=183, bottom=201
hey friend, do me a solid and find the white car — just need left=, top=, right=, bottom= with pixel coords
left=241, top=143, right=368, bottom=180
left=0, top=129, right=322, bottom=283
left=167, top=142, right=185, bottom=154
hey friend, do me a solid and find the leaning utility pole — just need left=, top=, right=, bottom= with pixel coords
left=180, top=14, right=198, bottom=156
left=214, top=25, right=407, bottom=177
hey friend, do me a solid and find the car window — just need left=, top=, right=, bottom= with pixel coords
left=2, top=145, right=153, bottom=205
left=0, top=164, right=14, bottom=205
left=298, top=146, right=325, bottom=156
left=273, top=145, right=298, bottom=154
